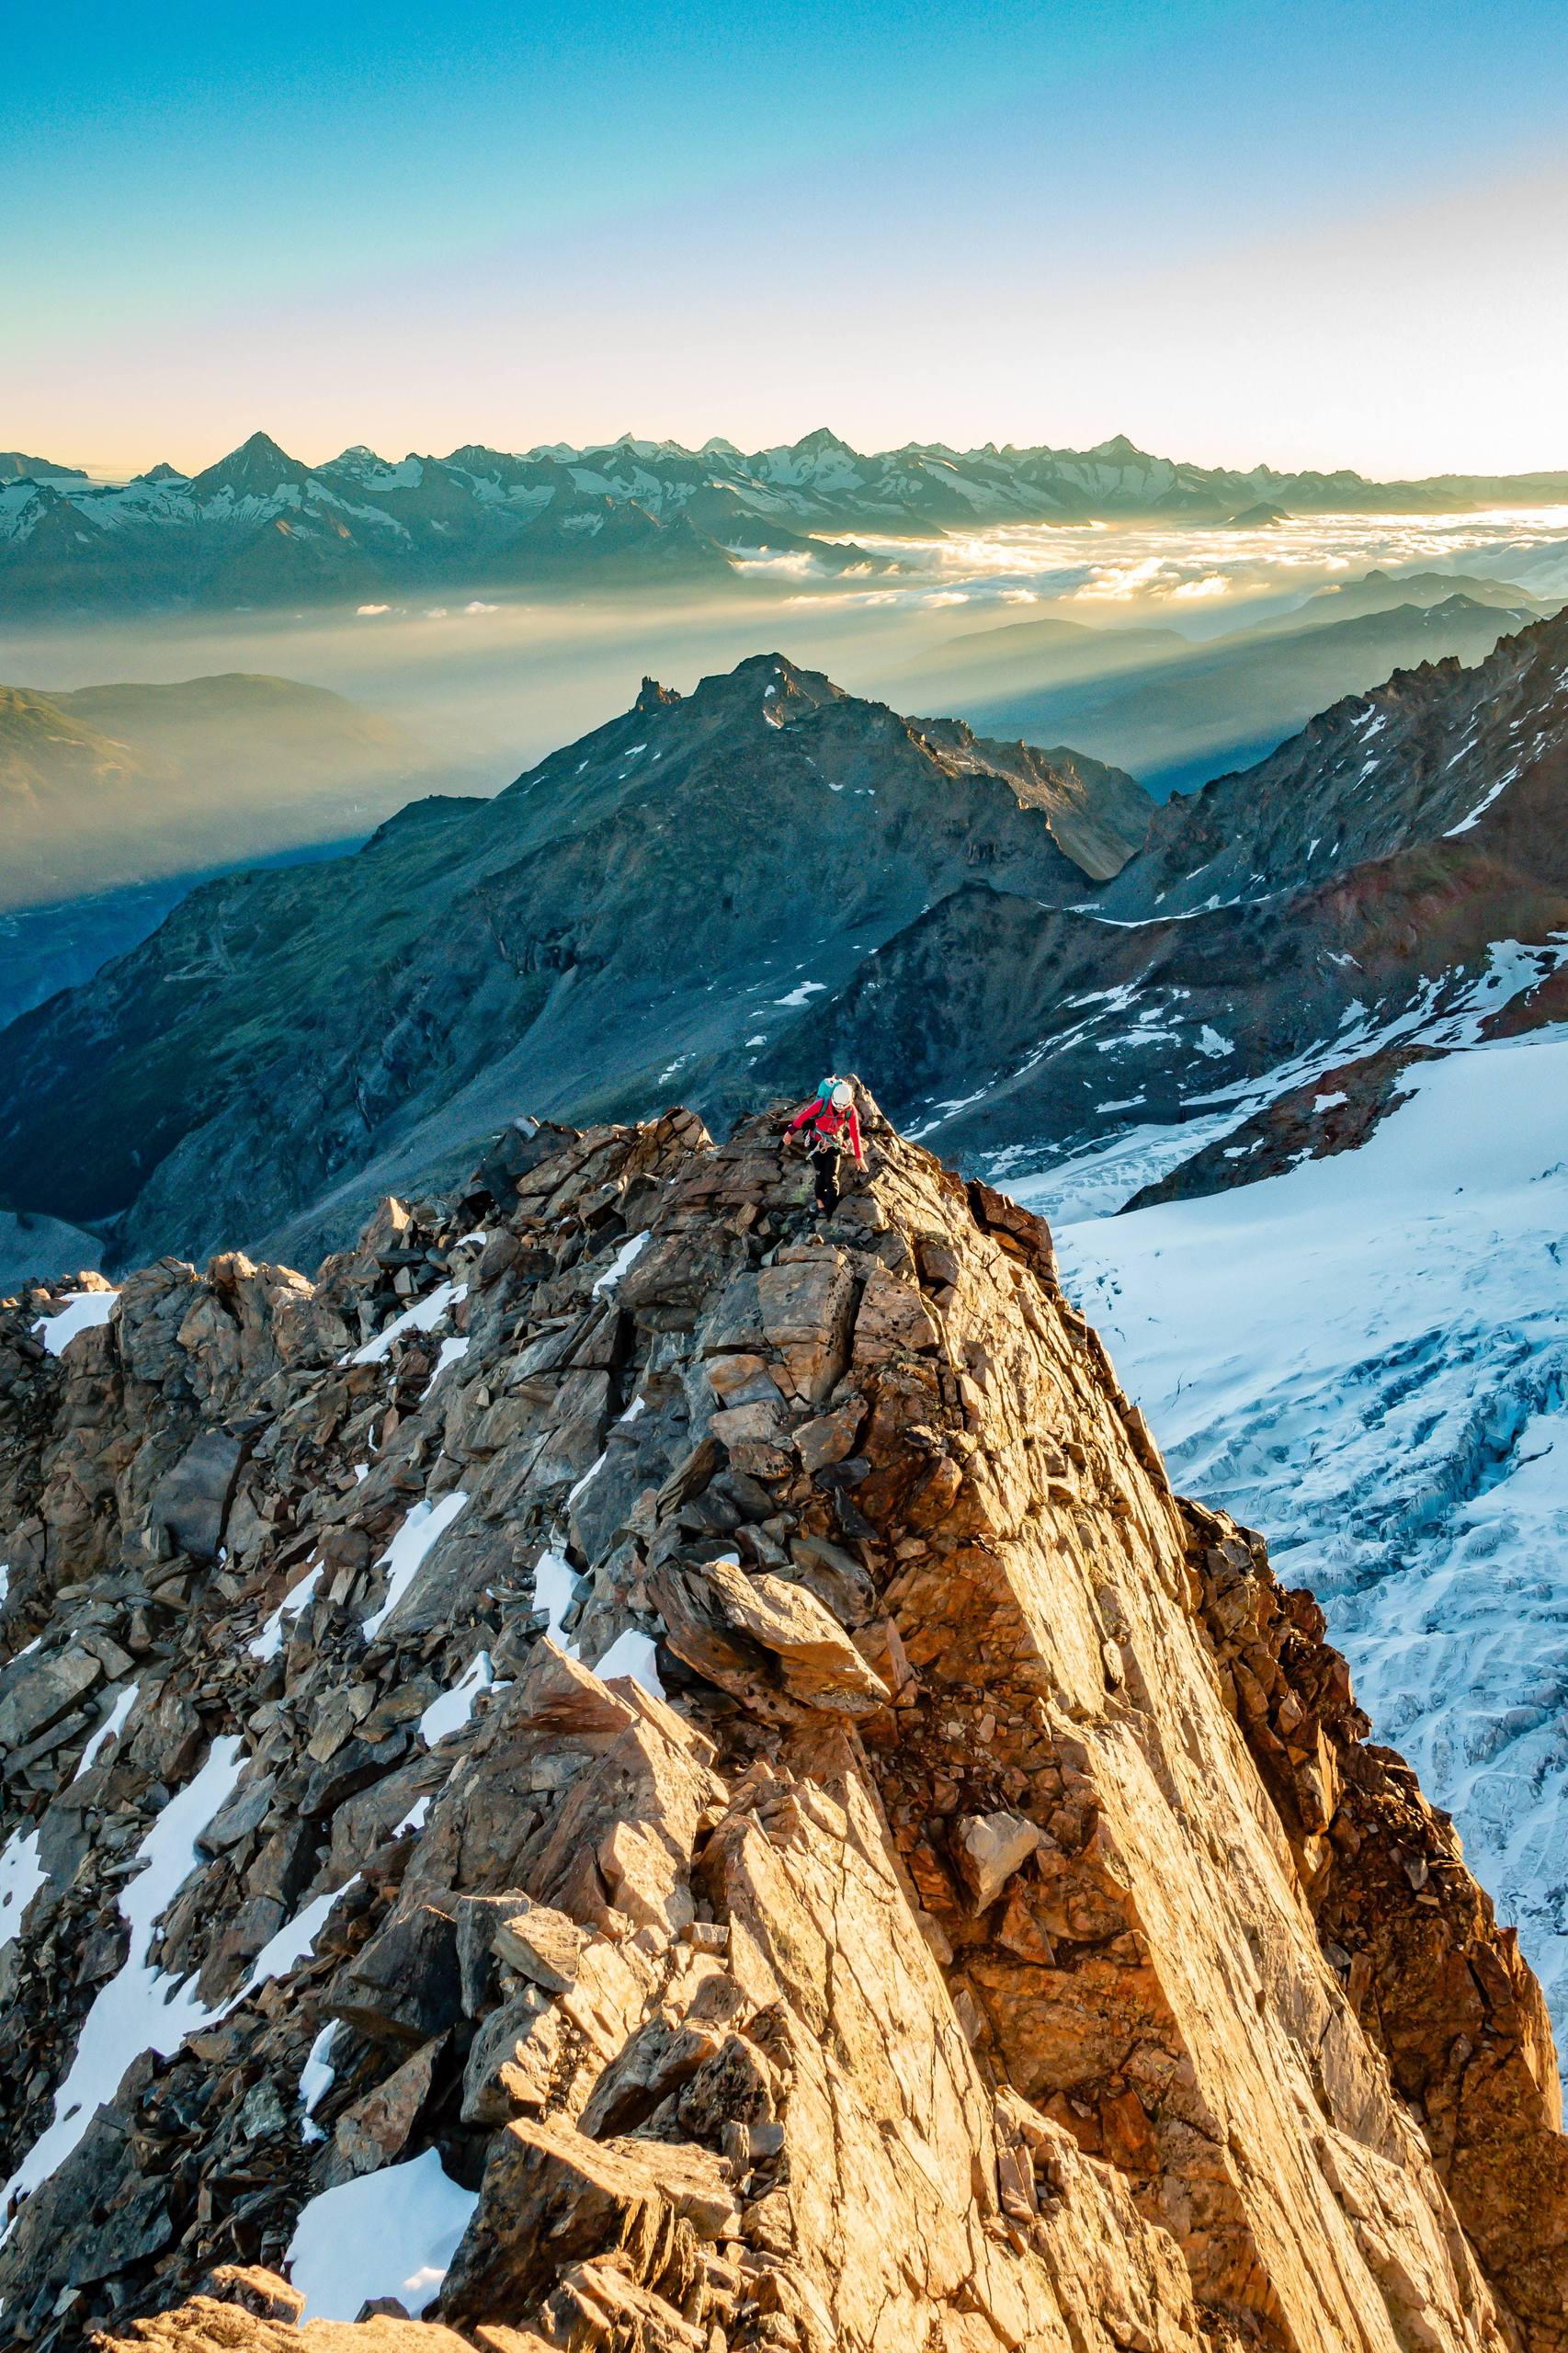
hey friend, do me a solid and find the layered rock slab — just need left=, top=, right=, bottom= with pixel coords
left=0, top=1096, right=1560, bottom=2351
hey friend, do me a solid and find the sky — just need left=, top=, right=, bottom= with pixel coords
left=6, top=0, right=1567, bottom=480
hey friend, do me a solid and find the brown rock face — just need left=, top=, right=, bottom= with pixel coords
left=0, top=1093, right=1562, bottom=2353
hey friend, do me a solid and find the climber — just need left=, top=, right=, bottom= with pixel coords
left=786, top=1075, right=865, bottom=1218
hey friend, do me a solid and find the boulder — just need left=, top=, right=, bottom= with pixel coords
left=439, top=2118, right=706, bottom=2326
left=852, top=1262, right=941, bottom=1363
left=955, top=1810, right=1044, bottom=1910
left=326, top=2036, right=446, bottom=2184
left=0, top=1642, right=102, bottom=1751
left=327, top=1900, right=462, bottom=2045
left=648, top=1555, right=889, bottom=1721
left=149, top=1430, right=247, bottom=1562
left=492, top=1897, right=586, bottom=1994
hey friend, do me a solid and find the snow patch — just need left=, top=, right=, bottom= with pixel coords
left=248, top=1563, right=322, bottom=1661
left=349, top=1281, right=466, bottom=1365
left=73, top=1684, right=139, bottom=1780
left=1057, top=1029, right=1568, bottom=2054
left=420, top=1650, right=495, bottom=1746
left=34, top=1290, right=117, bottom=1356
left=594, top=1628, right=665, bottom=1696
left=533, top=1547, right=581, bottom=1651
left=2, top=1735, right=246, bottom=2208
left=363, top=1491, right=470, bottom=1639
left=591, top=1230, right=651, bottom=1297
left=286, top=2148, right=479, bottom=2320
left=0, top=1825, right=47, bottom=1950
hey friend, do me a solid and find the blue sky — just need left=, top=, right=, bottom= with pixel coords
left=6, top=0, right=1566, bottom=474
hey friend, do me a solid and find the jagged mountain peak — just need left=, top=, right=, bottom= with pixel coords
left=789, top=425, right=858, bottom=459
left=1085, top=431, right=1151, bottom=462
left=1100, top=602, right=1568, bottom=921
left=1, top=1101, right=1562, bottom=2348
left=0, top=655, right=1149, bottom=1266
left=687, top=648, right=843, bottom=715
left=324, top=442, right=393, bottom=477
left=187, top=429, right=309, bottom=500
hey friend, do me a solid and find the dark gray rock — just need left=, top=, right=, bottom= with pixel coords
left=149, top=1430, right=246, bottom=1563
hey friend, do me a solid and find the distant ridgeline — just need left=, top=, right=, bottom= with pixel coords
left=6, top=426, right=1568, bottom=611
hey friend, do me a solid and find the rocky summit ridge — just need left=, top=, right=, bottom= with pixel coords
left=0, top=654, right=1151, bottom=1273
left=1, top=1095, right=1565, bottom=2353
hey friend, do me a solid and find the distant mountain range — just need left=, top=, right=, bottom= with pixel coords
left=3, top=607, right=1566, bottom=1279
left=6, top=426, right=1568, bottom=614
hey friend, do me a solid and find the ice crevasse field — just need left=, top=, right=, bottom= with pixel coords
left=1054, top=1027, right=1568, bottom=2041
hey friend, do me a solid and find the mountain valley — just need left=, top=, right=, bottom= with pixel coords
left=0, top=674, right=479, bottom=1024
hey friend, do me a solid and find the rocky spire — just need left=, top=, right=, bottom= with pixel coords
left=0, top=1096, right=1562, bottom=2350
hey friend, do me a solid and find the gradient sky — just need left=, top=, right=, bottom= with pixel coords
left=7, top=0, right=1566, bottom=480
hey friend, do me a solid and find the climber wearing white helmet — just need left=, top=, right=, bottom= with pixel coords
left=785, top=1075, right=865, bottom=1218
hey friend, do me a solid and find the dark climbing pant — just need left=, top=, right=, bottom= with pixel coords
left=812, top=1144, right=841, bottom=1216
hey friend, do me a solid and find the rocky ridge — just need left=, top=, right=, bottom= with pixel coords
left=0, top=1095, right=1564, bottom=2351
left=766, top=607, right=1568, bottom=1191
left=0, top=654, right=1151, bottom=1270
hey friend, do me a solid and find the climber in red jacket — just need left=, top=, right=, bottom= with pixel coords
left=786, top=1076, right=865, bottom=1217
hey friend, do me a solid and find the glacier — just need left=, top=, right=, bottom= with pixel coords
left=1054, top=1027, right=1568, bottom=2049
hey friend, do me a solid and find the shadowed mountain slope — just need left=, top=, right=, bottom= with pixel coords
left=0, top=656, right=1151, bottom=1267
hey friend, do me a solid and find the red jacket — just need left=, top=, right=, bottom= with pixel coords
left=789, top=1095, right=864, bottom=1162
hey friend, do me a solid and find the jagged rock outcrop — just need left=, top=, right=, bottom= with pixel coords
left=0, top=1093, right=1563, bottom=2352
left=752, top=608, right=1568, bottom=1191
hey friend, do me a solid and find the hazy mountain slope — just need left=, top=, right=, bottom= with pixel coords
left=0, top=685, right=153, bottom=813
left=0, top=655, right=1150, bottom=1267
left=0, top=672, right=456, bottom=911
left=895, top=613, right=1189, bottom=705
left=0, top=673, right=472, bottom=1025
left=7, top=426, right=1568, bottom=615
left=962, top=593, right=1537, bottom=795
left=0, top=453, right=85, bottom=483
left=1250, top=566, right=1549, bottom=632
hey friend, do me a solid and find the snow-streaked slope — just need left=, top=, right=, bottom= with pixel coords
left=1057, top=1028, right=1568, bottom=2040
